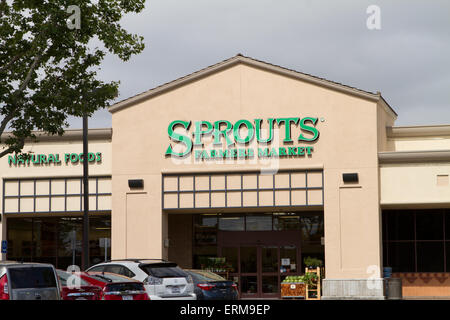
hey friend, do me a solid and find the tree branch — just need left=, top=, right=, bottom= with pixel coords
left=0, top=0, right=7, bottom=16
left=16, top=53, right=43, bottom=94
left=0, top=136, right=25, bottom=158
left=0, top=54, right=21, bottom=73
left=9, top=28, right=48, bottom=98
left=0, top=113, right=13, bottom=137
left=6, top=52, right=44, bottom=115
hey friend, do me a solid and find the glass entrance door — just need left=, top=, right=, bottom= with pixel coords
left=220, top=243, right=300, bottom=298
left=240, top=246, right=258, bottom=297
left=260, top=246, right=280, bottom=297
left=218, top=230, right=303, bottom=298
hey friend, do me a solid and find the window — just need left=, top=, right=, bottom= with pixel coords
left=193, top=214, right=219, bottom=269
left=103, top=265, right=135, bottom=278
left=121, top=267, right=136, bottom=278
left=300, top=215, right=324, bottom=242
left=9, top=267, right=57, bottom=289
left=139, top=264, right=188, bottom=278
left=280, top=246, right=297, bottom=273
left=105, top=265, right=123, bottom=275
left=417, top=242, right=444, bottom=272
left=385, top=211, right=414, bottom=241
left=446, top=212, right=450, bottom=240
left=245, top=214, right=272, bottom=231
left=383, top=209, right=449, bottom=272
left=6, top=216, right=111, bottom=270
left=219, top=215, right=245, bottom=231
left=88, top=265, right=106, bottom=273
left=273, top=214, right=300, bottom=231
left=57, top=270, right=89, bottom=287
left=3, top=176, right=111, bottom=214
left=416, top=211, right=443, bottom=240
left=162, top=170, right=324, bottom=210
left=6, top=218, right=33, bottom=263
left=191, top=212, right=324, bottom=269
left=188, top=271, right=226, bottom=282
left=386, top=242, right=415, bottom=272
left=194, top=214, right=217, bottom=245
left=89, top=218, right=111, bottom=266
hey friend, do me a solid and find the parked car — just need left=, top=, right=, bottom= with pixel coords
left=185, top=269, right=239, bottom=300
left=56, top=269, right=102, bottom=300
left=0, top=261, right=61, bottom=300
left=79, top=272, right=149, bottom=300
left=86, top=259, right=196, bottom=300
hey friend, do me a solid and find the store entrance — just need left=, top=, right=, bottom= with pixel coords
left=218, top=231, right=302, bottom=299
left=189, top=212, right=325, bottom=298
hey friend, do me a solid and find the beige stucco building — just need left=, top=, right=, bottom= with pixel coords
left=1, top=55, right=450, bottom=299
left=0, top=129, right=112, bottom=268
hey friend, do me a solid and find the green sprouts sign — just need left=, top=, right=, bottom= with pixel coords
left=165, top=117, right=320, bottom=160
left=8, top=152, right=103, bottom=166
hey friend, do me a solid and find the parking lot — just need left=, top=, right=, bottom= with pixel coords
left=0, top=259, right=240, bottom=300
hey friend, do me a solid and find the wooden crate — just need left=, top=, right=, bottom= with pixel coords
left=305, top=267, right=322, bottom=300
left=281, top=282, right=306, bottom=299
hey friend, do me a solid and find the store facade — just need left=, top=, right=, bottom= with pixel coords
left=108, top=54, right=391, bottom=299
left=2, top=55, right=450, bottom=299
left=0, top=129, right=112, bottom=270
left=108, top=55, right=450, bottom=299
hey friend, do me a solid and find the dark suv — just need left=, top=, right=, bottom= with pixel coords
left=0, top=261, right=61, bottom=300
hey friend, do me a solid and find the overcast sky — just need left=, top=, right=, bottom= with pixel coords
left=68, top=0, right=450, bottom=129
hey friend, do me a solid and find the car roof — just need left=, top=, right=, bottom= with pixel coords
left=84, top=271, right=140, bottom=283
left=92, top=259, right=176, bottom=268
left=185, top=269, right=227, bottom=281
left=103, top=259, right=172, bottom=264
left=89, top=261, right=140, bottom=268
left=0, top=261, right=55, bottom=268
left=56, top=269, right=81, bottom=275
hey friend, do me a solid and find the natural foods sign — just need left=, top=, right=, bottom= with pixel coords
left=165, top=117, right=320, bottom=160
left=8, top=152, right=103, bottom=166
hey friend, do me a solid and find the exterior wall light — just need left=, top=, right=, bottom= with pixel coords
left=342, top=173, right=359, bottom=183
left=128, top=179, right=144, bottom=189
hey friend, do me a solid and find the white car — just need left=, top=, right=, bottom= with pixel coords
left=86, top=259, right=196, bottom=300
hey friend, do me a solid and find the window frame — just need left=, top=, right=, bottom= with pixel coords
left=383, top=209, right=449, bottom=273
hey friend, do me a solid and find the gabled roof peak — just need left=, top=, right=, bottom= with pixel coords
left=109, top=54, right=396, bottom=118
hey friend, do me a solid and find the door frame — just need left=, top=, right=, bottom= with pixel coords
left=218, top=230, right=302, bottom=298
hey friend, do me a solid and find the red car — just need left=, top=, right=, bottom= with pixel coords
left=79, top=272, right=150, bottom=300
left=57, top=269, right=102, bottom=300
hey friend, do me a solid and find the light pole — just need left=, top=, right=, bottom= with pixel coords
left=82, top=113, right=89, bottom=270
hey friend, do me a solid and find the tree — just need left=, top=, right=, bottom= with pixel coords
left=0, top=0, right=145, bottom=157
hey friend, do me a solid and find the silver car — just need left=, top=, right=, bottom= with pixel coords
left=0, top=261, right=61, bottom=300
left=86, top=259, right=196, bottom=300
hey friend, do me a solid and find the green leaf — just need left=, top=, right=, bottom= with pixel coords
left=0, top=0, right=146, bottom=157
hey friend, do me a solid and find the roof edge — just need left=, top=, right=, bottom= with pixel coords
left=387, top=124, right=450, bottom=138
left=378, top=96, right=398, bottom=119
left=379, top=149, right=450, bottom=163
left=109, top=54, right=386, bottom=114
left=1, top=128, right=112, bottom=143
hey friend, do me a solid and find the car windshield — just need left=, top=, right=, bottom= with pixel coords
left=139, top=263, right=188, bottom=278
left=8, top=267, right=57, bottom=289
left=57, top=270, right=89, bottom=287
left=187, top=271, right=226, bottom=282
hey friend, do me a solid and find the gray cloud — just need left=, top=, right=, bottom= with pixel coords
left=69, top=0, right=450, bottom=128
